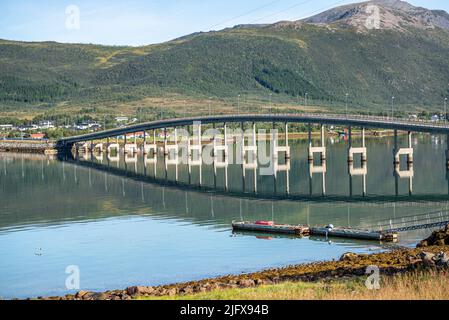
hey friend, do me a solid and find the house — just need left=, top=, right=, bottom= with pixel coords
left=124, top=131, right=145, bottom=139
left=115, top=116, right=129, bottom=122
left=431, top=115, right=440, bottom=122
left=18, top=125, right=38, bottom=131
left=30, top=133, right=46, bottom=140
left=38, top=121, right=54, bottom=129
left=0, top=124, right=14, bottom=131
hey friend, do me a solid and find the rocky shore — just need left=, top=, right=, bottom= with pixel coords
left=417, top=225, right=449, bottom=247
left=0, top=140, right=57, bottom=154
left=37, top=245, right=449, bottom=300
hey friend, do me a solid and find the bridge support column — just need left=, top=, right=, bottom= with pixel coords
left=394, top=130, right=413, bottom=165
left=284, top=122, right=290, bottom=159
left=272, top=122, right=289, bottom=161
left=213, top=123, right=228, bottom=161
left=124, top=133, right=138, bottom=155
left=164, top=128, right=180, bottom=165
left=446, top=134, right=449, bottom=170
left=78, top=142, right=89, bottom=154
left=240, top=122, right=258, bottom=161
left=107, top=136, right=120, bottom=155
left=163, top=128, right=168, bottom=156
left=347, top=126, right=353, bottom=163
left=188, top=123, right=202, bottom=179
left=348, top=127, right=367, bottom=164
left=308, top=124, right=326, bottom=162
left=92, top=142, right=103, bottom=154
left=224, top=123, right=228, bottom=158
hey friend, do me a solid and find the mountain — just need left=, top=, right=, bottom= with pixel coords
left=304, top=0, right=449, bottom=31
left=1, top=0, right=449, bottom=118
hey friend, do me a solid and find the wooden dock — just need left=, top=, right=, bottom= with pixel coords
left=232, top=221, right=398, bottom=242
left=309, top=226, right=397, bottom=241
left=232, top=221, right=310, bottom=236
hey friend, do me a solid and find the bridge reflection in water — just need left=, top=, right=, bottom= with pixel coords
left=69, top=137, right=428, bottom=199
left=2, top=147, right=449, bottom=243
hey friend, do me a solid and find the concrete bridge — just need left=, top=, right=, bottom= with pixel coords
left=59, top=113, right=449, bottom=146
left=57, top=113, right=449, bottom=176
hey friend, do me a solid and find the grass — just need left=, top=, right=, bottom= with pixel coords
left=139, top=271, right=449, bottom=300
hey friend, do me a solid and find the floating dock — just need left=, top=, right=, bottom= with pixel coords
left=232, top=221, right=310, bottom=236
left=309, top=226, right=397, bottom=241
left=232, top=221, right=398, bottom=242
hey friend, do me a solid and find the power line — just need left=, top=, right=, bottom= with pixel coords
left=207, top=0, right=283, bottom=30
left=248, top=0, right=314, bottom=24
left=289, top=0, right=352, bottom=21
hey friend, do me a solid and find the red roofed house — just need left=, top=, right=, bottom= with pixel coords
left=30, top=133, right=46, bottom=140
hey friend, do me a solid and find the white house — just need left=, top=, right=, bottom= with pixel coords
left=115, top=116, right=129, bottom=122
left=0, top=124, right=14, bottom=131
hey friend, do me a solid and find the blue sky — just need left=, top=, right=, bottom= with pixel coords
left=1, top=0, right=448, bottom=46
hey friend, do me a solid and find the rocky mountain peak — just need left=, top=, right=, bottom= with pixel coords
left=301, top=0, right=449, bottom=32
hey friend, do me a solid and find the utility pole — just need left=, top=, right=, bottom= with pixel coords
left=391, top=96, right=395, bottom=119
left=345, top=93, right=349, bottom=118
left=305, top=92, right=308, bottom=108
left=445, top=97, right=448, bottom=124
left=237, top=94, right=240, bottom=114
left=209, top=97, right=213, bottom=116
left=269, top=93, right=272, bottom=114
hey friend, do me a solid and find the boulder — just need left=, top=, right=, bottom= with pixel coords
left=419, top=252, right=436, bottom=267
left=340, top=252, right=358, bottom=261
left=179, top=286, right=194, bottom=295
left=237, top=279, right=255, bottom=287
left=75, top=290, right=90, bottom=299
left=126, top=286, right=154, bottom=296
left=436, top=251, right=449, bottom=267
left=417, top=225, right=449, bottom=247
left=166, top=288, right=177, bottom=296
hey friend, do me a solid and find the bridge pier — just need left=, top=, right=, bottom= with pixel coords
left=90, top=141, right=103, bottom=154
left=444, top=134, right=449, bottom=171
left=272, top=122, right=290, bottom=160
left=348, top=127, right=367, bottom=163
left=107, top=136, right=120, bottom=155
left=188, top=122, right=202, bottom=158
left=77, top=142, right=89, bottom=154
left=393, top=131, right=414, bottom=195
left=212, top=123, right=228, bottom=159
left=124, top=133, right=138, bottom=155
left=308, top=124, right=326, bottom=162
left=165, top=127, right=179, bottom=160
left=143, top=130, right=157, bottom=155
left=240, top=122, right=258, bottom=161
left=394, top=130, right=413, bottom=165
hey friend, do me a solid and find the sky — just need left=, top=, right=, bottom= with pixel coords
left=0, top=0, right=448, bottom=46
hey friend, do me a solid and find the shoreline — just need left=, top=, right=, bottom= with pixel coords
left=33, top=244, right=449, bottom=300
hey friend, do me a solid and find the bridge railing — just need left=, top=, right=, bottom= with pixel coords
left=259, top=112, right=449, bottom=129
left=62, top=112, right=449, bottom=143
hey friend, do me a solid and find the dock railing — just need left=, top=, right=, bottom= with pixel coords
left=367, top=209, right=449, bottom=233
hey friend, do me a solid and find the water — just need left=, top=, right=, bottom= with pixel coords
left=1, top=134, right=448, bottom=299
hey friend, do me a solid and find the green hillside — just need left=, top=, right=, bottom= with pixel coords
left=1, top=2, right=449, bottom=120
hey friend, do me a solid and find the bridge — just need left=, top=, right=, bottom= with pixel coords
left=57, top=113, right=449, bottom=179
left=59, top=113, right=449, bottom=146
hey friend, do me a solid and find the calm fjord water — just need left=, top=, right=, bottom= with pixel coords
left=1, top=135, right=448, bottom=298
